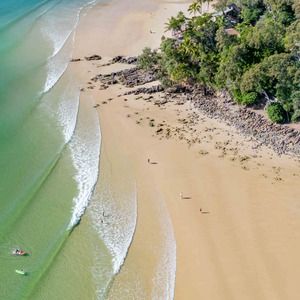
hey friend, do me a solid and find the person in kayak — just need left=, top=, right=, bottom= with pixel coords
left=12, top=248, right=27, bottom=256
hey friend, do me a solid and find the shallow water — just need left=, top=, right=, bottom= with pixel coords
left=0, top=1, right=105, bottom=298
left=0, top=1, right=177, bottom=298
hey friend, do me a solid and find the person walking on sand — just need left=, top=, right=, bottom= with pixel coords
left=180, top=192, right=183, bottom=200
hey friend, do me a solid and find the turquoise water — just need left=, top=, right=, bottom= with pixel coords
left=0, top=1, right=107, bottom=298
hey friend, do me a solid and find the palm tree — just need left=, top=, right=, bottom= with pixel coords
left=165, top=11, right=186, bottom=34
left=188, top=0, right=203, bottom=15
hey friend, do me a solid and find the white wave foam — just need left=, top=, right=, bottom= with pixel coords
left=90, top=182, right=138, bottom=275
left=151, top=196, right=177, bottom=300
left=43, top=53, right=70, bottom=93
left=42, top=0, right=99, bottom=93
left=67, top=98, right=101, bottom=229
left=57, top=85, right=80, bottom=143
left=40, top=1, right=81, bottom=56
left=41, top=3, right=82, bottom=93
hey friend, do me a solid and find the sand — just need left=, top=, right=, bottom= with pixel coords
left=70, top=0, right=300, bottom=299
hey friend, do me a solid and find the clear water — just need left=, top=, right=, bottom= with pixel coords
left=0, top=1, right=105, bottom=298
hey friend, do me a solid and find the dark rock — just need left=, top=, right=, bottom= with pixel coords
left=85, top=55, right=102, bottom=61
left=111, top=56, right=137, bottom=64
left=111, top=55, right=124, bottom=63
left=156, top=128, right=163, bottom=134
left=70, top=58, right=82, bottom=62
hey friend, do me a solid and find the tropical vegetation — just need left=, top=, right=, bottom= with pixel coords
left=138, top=0, right=300, bottom=123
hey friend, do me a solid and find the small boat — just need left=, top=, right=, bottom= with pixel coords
left=12, top=249, right=28, bottom=256
left=15, top=269, right=27, bottom=275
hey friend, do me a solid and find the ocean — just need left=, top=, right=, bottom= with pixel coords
left=0, top=0, right=107, bottom=298
left=0, top=1, right=176, bottom=299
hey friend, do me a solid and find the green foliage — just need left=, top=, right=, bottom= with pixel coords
left=266, top=102, right=287, bottom=123
left=152, top=0, right=300, bottom=122
left=241, top=92, right=258, bottom=105
left=137, top=47, right=160, bottom=71
left=216, top=26, right=238, bottom=50
left=244, top=16, right=285, bottom=58
left=231, top=89, right=258, bottom=105
left=238, top=0, right=266, bottom=24
left=284, top=20, right=300, bottom=56
left=165, top=12, right=186, bottom=33
left=292, top=90, right=300, bottom=110
left=188, top=0, right=203, bottom=15
left=291, top=110, right=300, bottom=122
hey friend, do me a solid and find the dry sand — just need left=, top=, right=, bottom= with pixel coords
left=71, top=0, right=300, bottom=299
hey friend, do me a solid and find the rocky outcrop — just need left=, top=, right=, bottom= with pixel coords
left=187, top=90, right=300, bottom=156
left=123, top=85, right=164, bottom=95
left=91, top=59, right=300, bottom=157
left=91, top=67, right=157, bottom=87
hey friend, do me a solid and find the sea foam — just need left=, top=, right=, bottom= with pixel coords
left=41, top=0, right=83, bottom=93
left=41, top=1, right=81, bottom=57
left=90, top=182, right=138, bottom=275
left=68, top=97, right=101, bottom=230
left=57, top=84, right=80, bottom=143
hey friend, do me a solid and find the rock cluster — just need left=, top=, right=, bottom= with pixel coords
left=123, top=85, right=164, bottom=95
left=111, top=55, right=137, bottom=64
left=91, top=57, right=300, bottom=156
left=187, top=90, right=300, bottom=156
left=91, top=67, right=157, bottom=87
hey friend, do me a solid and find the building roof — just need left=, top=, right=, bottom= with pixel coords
left=225, top=28, right=240, bottom=36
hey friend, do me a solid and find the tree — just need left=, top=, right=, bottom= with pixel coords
left=137, top=47, right=160, bottom=71
left=188, top=0, right=203, bottom=15
left=245, top=16, right=285, bottom=58
left=266, top=102, right=287, bottom=123
left=284, top=20, right=300, bottom=58
left=165, top=12, right=186, bottom=34
left=155, top=0, right=300, bottom=122
left=238, top=0, right=266, bottom=25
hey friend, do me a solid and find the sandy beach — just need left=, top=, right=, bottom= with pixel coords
left=70, top=0, right=300, bottom=299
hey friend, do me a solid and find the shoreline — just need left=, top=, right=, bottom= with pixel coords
left=71, top=0, right=300, bottom=299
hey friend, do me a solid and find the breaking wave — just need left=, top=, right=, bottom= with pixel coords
left=91, top=183, right=137, bottom=275
left=68, top=97, right=101, bottom=230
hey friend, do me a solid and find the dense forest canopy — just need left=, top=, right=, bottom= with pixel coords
left=138, top=0, right=300, bottom=123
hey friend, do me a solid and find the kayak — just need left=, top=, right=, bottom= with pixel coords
left=12, top=249, right=28, bottom=256
left=15, top=269, right=26, bottom=275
